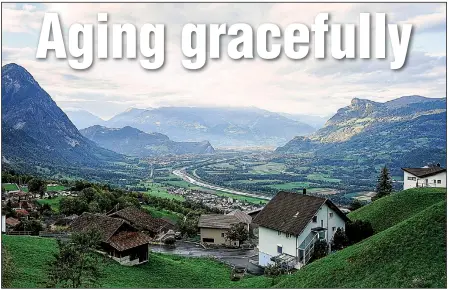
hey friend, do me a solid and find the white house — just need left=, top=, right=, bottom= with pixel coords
left=253, top=191, right=349, bottom=270
left=401, top=164, right=446, bottom=190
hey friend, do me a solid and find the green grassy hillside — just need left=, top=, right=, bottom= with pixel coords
left=277, top=200, right=447, bottom=288
left=2, top=235, right=269, bottom=288
left=348, top=187, right=446, bottom=232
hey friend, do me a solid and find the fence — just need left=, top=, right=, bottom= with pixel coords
left=38, top=231, right=71, bottom=239
left=5, top=231, right=32, bottom=236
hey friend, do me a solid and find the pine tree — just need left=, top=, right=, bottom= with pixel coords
left=374, top=166, right=393, bottom=200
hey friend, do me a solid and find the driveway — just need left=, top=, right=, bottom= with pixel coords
left=150, top=242, right=264, bottom=275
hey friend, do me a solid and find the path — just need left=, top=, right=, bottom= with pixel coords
left=150, top=242, right=264, bottom=275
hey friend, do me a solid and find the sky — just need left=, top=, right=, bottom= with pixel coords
left=2, top=3, right=446, bottom=120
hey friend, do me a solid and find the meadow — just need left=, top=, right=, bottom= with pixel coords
left=2, top=235, right=271, bottom=288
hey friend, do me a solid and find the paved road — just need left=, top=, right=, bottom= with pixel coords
left=150, top=242, right=264, bottom=275
left=172, top=169, right=271, bottom=201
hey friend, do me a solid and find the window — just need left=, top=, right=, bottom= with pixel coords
left=277, top=231, right=282, bottom=236
left=329, top=212, right=334, bottom=218
left=312, top=216, right=317, bottom=223
left=437, top=180, right=442, bottom=184
left=202, top=238, right=214, bottom=243
left=321, top=220, right=324, bottom=227
left=407, top=177, right=416, bottom=181
left=221, top=233, right=225, bottom=237
left=434, top=180, right=436, bottom=184
left=277, top=245, right=283, bottom=254
left=332, top=227, right=336, bottom=232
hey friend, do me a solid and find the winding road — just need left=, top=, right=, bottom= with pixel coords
left=172, top=169, right=271, bottom=201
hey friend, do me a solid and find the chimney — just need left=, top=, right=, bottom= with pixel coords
left=302, top=188, right=307, bottom=195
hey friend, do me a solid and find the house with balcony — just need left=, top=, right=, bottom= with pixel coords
left=253, top=191, right=349, bottom=270
left=401, top=164, right=446, bottom=190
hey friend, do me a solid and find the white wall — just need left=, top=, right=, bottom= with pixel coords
left=258, top=202, right=346, bottom=267
left=403, top=171, right=446, bottom=190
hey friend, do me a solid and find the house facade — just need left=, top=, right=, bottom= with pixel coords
left=253, top=191, right=348, bottom=269
left=402, top=165, right=446, bottom=190
left=198, top=214, right=242, bottom=246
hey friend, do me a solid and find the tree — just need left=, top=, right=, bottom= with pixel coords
left=345, top=220, right=374, bottom=244
left=349, top=199, right=364, bottom=211
left=225, top=223, right=248, bottom=247
left=331, top=228, right=349, bottom=251
left=374, top=166, right=393, bottom=200
left=2, top=246, right=15, bottom=288
left=46, top=230, right=104, bottom=288
left=14, top=220, right=43, bottom=235
left=60, top=197, right=89, bottom=215
left=28, top=178, right=47, bottom=199
left=179, top=217, right=199, bottom=238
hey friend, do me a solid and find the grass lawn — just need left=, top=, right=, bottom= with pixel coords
left=2, top=235, right=271, bottom=288
left=144, top=183, right=185, bottom=201
left=348, top=187, right=446, bottom=233
left=47, top=185, right=67, bottom=191
left=36, top=197, right=62, bottom=212
left=277, top=200, right=447, bottom=288
left=142, top=205, right=182, bottom=223
left=2, top=183, right=19, bottom=191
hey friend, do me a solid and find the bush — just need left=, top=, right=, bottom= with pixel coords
left=346, top=220, right=374, bottom=244
left=311, top=239, right=329, bottom=261
left=331, top=228, right=349, bottom=251
left=264, top=263, right=286, bottom=277
left=163, top=237, right=176, bottom=245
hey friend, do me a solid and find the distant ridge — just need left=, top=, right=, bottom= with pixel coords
left=81, top=125, right=215, bottom=157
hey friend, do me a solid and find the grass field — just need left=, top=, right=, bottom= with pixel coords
left=144, top=183, right=185, bottom=201
left=250, top=162, right=285, bottom=174
left=142, top=205, right=182, bottom=223
left=47, top=185, right=67, bottom=191
left=348, top=187, right=446, bottom=233
left=2, top=183, right=19, bottom=191
left=36, top=197, right=63, bottom=212
left=277, top=200, right=447, bottom=288
left=1, top=235, right=270, bottom=288
left=306, top=173, right=341, bottom=183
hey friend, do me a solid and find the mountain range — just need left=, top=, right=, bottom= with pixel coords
left=276, top=96, right=447, bottom=167
left=90, top=107, right=317, bottom=147
left=1, top=63, right=123, bottom=170
left=65, top=109, right=106, bottom=129
left=80, top=125, right=215, bottom=157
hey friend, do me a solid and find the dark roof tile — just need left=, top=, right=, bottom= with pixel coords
left=402, top=166, right=446, bottom=178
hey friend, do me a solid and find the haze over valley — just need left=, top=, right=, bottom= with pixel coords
left=1, top=63, right=446, bottom=206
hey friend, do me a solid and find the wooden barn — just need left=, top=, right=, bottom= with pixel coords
left=70, top=212, right=151, bottom=266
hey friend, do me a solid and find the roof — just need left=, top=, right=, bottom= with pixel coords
left=70, top=212, right=126, bottom=242
left=5, top=217, right=20, bottom=227
left=227, top=210, right=252, bottom=224
left=198, top=214, right=240, bottom=229
left=253, top=191, right=349, bottom=236
left=15, top=209, right=29, bottom=216
left=108, top=207, right=170, bottom=233
left=402, top=166, right=446, bottom=178
left=108, top=231, right=152, bottom=251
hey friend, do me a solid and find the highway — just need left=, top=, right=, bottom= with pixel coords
left=172, top=169, right=271, bottom=201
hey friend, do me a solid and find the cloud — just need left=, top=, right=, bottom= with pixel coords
left=1, top=3, right=446, bottom=119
